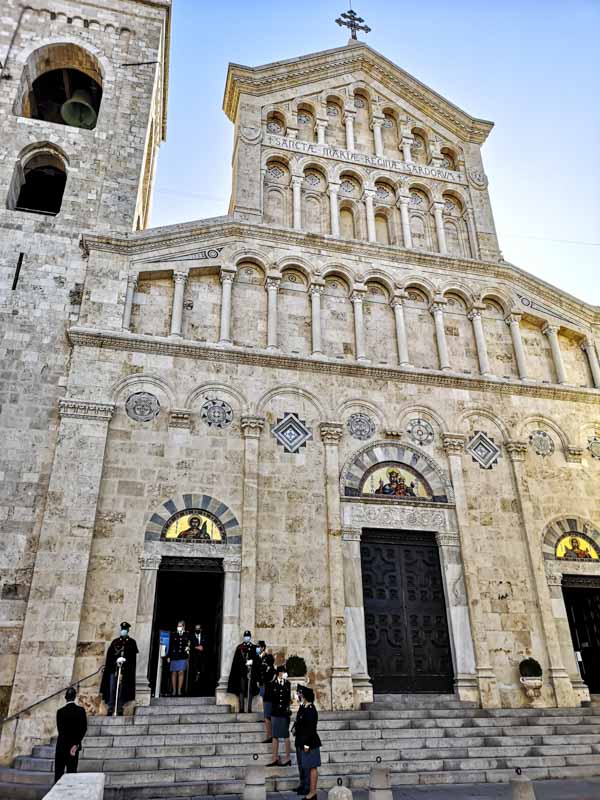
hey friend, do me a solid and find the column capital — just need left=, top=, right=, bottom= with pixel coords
left=581, top=336, right=596, bottom=353
left=341, top=528, right=362, bottom=542
left=565, top=446, right=584, bottom=463
left=220, top=266, right=237, bottom=284
left=436, top=531, right=461, bottom=548
left=309, top=282, right=325, bottom=296
left=222, top=556, right=242, bottom=573
left=343, top=109, right=357, bottom=122
left=127, top=273, right=138, bottom=289
left=432, top=199, right=445, bottom=212
left=390, top=291, right=407, bottom=308
left=505, top=311, right=522, bottom=325
left=320, top=422, right=344, bottom=445
left=139, top=553, right=162, bottom=570
left=173, top=270, right=189, bottom=284
left=442, top=433, right=466, bottom=456
left=362, top=187, right=376, bottom=200
left=542, top=322, right=560, bottom=336
left=370, top=117, right=384, bottom=131
left=291, top=175, right=304, bottom=188
left=505, top=440, right=529, bottom=462
left=328, top=181, right=340, bottom=194
left=350, top=290, right=366, bottom=304
left=59, top=399, right=115, bottom=421
left=265, top=276, right=281, bottom=291
left=467, top=309, right=482, bottom=321
left=430, top=299, right=446, bottom=314
left=546, top=570, right=563, bottom=587
left=241, top=415, right=265, bottom=438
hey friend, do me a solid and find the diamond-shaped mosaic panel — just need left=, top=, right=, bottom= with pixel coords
left=272, top=412, right=312, bottom=454
left=467, top=431, right=501, bottom=470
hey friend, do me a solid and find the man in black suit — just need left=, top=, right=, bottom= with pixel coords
left=190, top=623, right=207, bottom=695
left=54, top=687, right=87, bottom=784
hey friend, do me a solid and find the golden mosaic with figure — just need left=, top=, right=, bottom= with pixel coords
left=556, top=534, right=598, bottom=561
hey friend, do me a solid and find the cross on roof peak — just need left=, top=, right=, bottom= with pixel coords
left=335, top=8, right=371, bottom=41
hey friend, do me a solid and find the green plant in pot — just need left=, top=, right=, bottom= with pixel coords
left=286, top=655, right=307, bottom=678
left=519, top=658, right=543, bottom=699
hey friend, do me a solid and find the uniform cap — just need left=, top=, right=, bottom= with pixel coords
left=120, top=622, right=131, bottom=630
left=302, top=687, right=315, bottom=703
left=243, top=630, right=251, bottom=637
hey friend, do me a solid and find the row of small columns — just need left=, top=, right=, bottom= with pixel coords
left=122, top=271, right=600, bottom=387
left=288, top=177, right=478, bottom=258
left=305, top=107, right=448, bottom=166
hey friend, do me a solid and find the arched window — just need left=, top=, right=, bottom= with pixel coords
left=9, top=147, right=68, bottom=215
left=15, top=43, right=103, bottom=130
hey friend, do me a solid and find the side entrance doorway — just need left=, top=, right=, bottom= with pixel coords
left=149, top=556, right=224, bottom=697
left=563, top=577, right=600, bottom=694
left=361, top=529, right=454, bottom=693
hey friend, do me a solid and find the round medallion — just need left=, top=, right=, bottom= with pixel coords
left=376, top=186, right=391, bottom=201
left=340, top=179, right=356, bottom=196
left=409, top=191, right=424, bottom=207
left=297, top=112, right=311, bottom=125
left=125, top=391, right=160, bottom=423
left=326, top=104, right=339, bottom=118
left=347, top=412, right=376, bottom=441
left=529, top=430, right=555, bottom=457
left=305, top=172, right=321, bottom=188
left=266, top=120, right=283, bottom=134
left=383, top=116, right=394, bottom=128
left=588, top=437, right=600, bottom=460
left=201, top=399, right=233, bottom=429
left=354, top=96, right=366, bottom=109
left=407, top=418, right=434, bottom=446
left=468, top=166, right=489, bottom=190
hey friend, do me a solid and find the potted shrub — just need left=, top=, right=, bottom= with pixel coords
left=519, top=658, right=543, bottom=699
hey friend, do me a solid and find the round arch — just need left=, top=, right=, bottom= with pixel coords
left=144, top=493, right=241, bottom=544
left=542, top=517, right=600, bottom=563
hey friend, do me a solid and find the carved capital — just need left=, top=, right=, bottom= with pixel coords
left=59, top=399, right=115, bottom=421
left=505, top=440, right=529, bottom=461
left=169, top=409, right=191, bottom=429
left=328, top=181, right=340, bottom=195
left=220, top=267, right=237, bottom=284
left=467, top=310, right=482, bottom=322
left=505, top=312, right=522, bottom=326
left=291, top=175, right=304, bottom=188
left=542, top=323, right=560, bottom=337
left=341, top=528, right=362, bottom=542
left=565, top=446, right=583, bottom=463
left=265, top=277, right=281, bottom=291
left=173, top=270, right=188, bottom=285
left=127, top=274, right=138, bottom=290
left=320, top=422, right=344, bottom=445
left=442, top=433, right=466, bottom=456
left=222, top=556, right=242, bottom=573
left=309, top=283, right=324, bottom=297
left=581, top=337, right=596, bottom=354
left=241, top=415, right=265, bottom=438
left=139, top=553, right=162, bottom=570
left=350, top=291, right=365, bottom=305
left=436, top=532, right=461, bottom=548
left=546, top=571, right=563, bottom=587
left=430, top=300, right=446, bottom=314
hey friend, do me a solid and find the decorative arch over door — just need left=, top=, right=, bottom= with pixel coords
left=145, top=493, right=241, bottom=545
left=543, top=517, right=600, bottom=564
left=341, top=440, right=453, bottom=503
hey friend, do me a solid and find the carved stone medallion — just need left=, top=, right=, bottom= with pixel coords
left=467, top=431, right=501, bottom=469
left=529, top=430, right=555, bottom=457
left=588, top=437, right=600, bottom=460
left=272, top=412, right=312, bottom=454
left=347, top=412, right=376, bottom=441
left=406, top=418, right=434, bottom=446
left=125, top=391, right=160, bottom=422
left=200, top=399, right=233, bottom=428
left=468, top=166, right=489, bottom=189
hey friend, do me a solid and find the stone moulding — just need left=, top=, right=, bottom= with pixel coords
left=58, top=399, right=115, bottom=420
left=67, top=328, right=600, bottom=406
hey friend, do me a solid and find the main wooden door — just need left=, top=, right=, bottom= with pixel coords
left=563, top=581, right=600, bottom=694
left=361, top=530, right=454, bottom=693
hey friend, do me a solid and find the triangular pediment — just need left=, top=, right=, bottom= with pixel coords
left=224, top=42, right=493, bottom=144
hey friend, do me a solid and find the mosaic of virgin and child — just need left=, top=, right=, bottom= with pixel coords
left=362, top=464, right=431, bottom=499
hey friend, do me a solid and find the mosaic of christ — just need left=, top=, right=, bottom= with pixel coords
left=361, top=463, right=432, bottom=499
left=164, top=511, right=223, bottom=542
left=556, top=535, right=599, bottom=561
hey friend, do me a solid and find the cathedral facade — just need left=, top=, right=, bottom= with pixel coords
left=1, top=0, right=600, bottom=762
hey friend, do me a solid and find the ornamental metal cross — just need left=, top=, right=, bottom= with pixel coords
left=336, top=8, right=371, bottom=40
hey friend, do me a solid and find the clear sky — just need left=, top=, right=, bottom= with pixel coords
left=151, top=0, right=600, bottom=305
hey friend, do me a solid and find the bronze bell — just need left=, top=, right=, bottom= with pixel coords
left=60, top=89, right=97, bottom=129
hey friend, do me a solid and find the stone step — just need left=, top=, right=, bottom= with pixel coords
left=151, top=696, right=218, bottom=706
left=137, top=703, right=232, bottom=716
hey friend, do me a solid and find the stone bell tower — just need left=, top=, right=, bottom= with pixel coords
left=0, top=0, right=170, bottom=755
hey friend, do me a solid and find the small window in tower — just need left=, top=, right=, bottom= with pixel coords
left=10, top=150, right=67, bottom=216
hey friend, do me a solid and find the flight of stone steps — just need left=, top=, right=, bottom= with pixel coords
left=3, top=694, right=600, bottom=799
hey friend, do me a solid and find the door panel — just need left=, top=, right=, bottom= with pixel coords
left=563, top=585, right=600, bottom=693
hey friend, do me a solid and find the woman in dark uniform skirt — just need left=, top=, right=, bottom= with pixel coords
left=296, top=687, right=321, bottom=800
left=260, top=653, right=276, bottom=743
left=268, top=665, right=292, bottom=766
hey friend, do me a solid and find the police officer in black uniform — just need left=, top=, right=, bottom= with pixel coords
left=167, top=620, right=193, bottom=697
left=227, top=630, right=261, bottom=712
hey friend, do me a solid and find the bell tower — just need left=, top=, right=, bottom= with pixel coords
left=0, top=0, right=170, bottom=741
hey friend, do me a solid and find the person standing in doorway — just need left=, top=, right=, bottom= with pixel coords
left=295, top=686, right=321, bottom=800
left=167, top=620, right=193, bottom=697
left=54, top=687, right=87, bottom=784
left=190, top=622, right=207, bottom=695
left=268, top=665, right=292, bottom=767
left=99, top=622, right=138, bottom=715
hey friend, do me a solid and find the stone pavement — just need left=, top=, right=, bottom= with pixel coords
left=349, top=779, right=600, bottom=798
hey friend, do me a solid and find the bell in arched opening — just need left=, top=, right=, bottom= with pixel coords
left=61, top=89, right=97, bottom=129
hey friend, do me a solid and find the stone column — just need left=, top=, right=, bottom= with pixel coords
left=431, top=299, right=451, bottom=371
left=364, top=189, right=377, bottom=243
left=371, top=118, right=384, bottom=157
left=239, top=416, right=265, bottom=635
left=543, top=324, right=568, bottom=385
left=391, top=293, right=411, bottom=367
left=435, top=531, right=478, bottom=704
left=7, top=399, right=116, bottom=721
left=169, top=270, right=188, bottom=338
left=505, top=441, right=576, bottom=707
left=320, top=423, right=354, bottom=710
left=316, top=119, right=328, bottom=145
left=468, top=308, right=492, bottom=377
left=397, top=194, right=412, bottom=249
left=309, top=283, right=324, bottom=355
left=351, top=290, right=368, bottom=362
left=506, top=313, right=529, bottom=380
left=134, top=553, right=162, bottom=706
left=329, top=182, right=340, bottom=237
left=432, top=201, right=447, bottom=255
left=464, top=208, right=479, bottom=259
left=291, top=176, right=303, bottom=231
left=122, top=274, right=137, bottom=331
left=219, top=266, right=236, bottom=345
left=442, top=434, right=501, bottom=708
left=216, top=556, right=242, bottom=705
left=341, top=528, right=372, bottom=705
left=582, top=337, right=600, bottom=388
left=344, top=110, right=356, bottom=151
left=400, top=135, right=413, bottom=163
left=265, top=276, right=280, bottom=351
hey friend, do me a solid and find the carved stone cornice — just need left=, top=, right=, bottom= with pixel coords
left=241, top=415, right=265, bottom=438
left=67, top=328, right=600, bottom=406
left=320, top=422, right=344, bottom=445
left=342, top=501, right=448, bottom=532
left=442, top=433, right=466, bottom=455
left=341, top=528, right=362, bottom=542
left=505, top=440, right=529, bottom=462
left=436, top=532, right=461, bottom=548
left=223, top=556, right=242, bottom=573
left=59, top=399, right=115, bottom=421
left=139, top=553, right=162, bottom=570
left=546, top=571, right=563, bottom=587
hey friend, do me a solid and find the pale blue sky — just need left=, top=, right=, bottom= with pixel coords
left=151, top=0, right=600, bottom=304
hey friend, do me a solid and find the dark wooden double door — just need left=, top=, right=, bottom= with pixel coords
left=361, top=530, right=454, bottom=693
left=563, top=581, right=600, bottom=694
